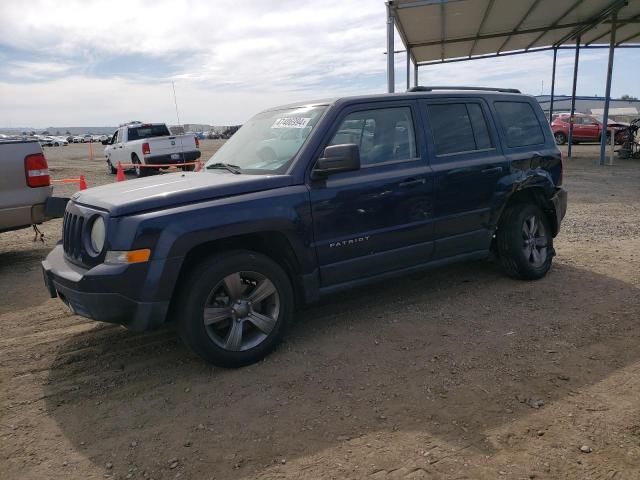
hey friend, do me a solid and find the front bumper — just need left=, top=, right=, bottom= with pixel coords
left=42, top=244, right=169, bottom=331
left=144, top=150, right=201, bottom=165
left=550, top=187, right=568, bottom=236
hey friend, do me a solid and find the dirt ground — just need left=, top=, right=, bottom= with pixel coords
left=1, top=142, right=639, bottom=480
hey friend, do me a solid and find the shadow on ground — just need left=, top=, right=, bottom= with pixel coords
left=0, top=249, right=53, bottom=314
left=43, top=259, right=640, bottom=479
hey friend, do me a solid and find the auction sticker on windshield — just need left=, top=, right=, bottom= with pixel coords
left=271, top=117, right=311, bottom=129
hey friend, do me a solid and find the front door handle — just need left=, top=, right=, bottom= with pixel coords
left=481, top=166, right=503, bottom=175
left=399, top=178, right=426, bottom=187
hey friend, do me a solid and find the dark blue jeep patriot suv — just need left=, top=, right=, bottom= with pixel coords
left=43, top=87, right=567, bottom=367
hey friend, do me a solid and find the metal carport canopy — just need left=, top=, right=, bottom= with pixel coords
left=391, top=0, right=640, bottom=65
left=386, top=0, right=640, bottom=166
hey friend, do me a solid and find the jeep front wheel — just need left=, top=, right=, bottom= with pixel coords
left=177, top=250, right=293, bottom=367
left=497, top=203, right=553, bottom=280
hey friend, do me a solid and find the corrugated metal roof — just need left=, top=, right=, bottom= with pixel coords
left=390, top=0, right=640, bottom=64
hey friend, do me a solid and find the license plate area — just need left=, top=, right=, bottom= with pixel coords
left=171, top=153, right=180, bottom=160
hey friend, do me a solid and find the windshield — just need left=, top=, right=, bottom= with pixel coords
left=205, top=105, right=327, bottom=174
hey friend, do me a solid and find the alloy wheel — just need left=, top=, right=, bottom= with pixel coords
left=203, top=271, right=280, bottom=352
left=522, top=215, right=547, bottom=266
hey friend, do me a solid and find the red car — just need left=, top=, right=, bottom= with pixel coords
left=551, top=113, right=622, bottom=145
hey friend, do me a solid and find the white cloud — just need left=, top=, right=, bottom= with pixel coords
left=6, top=61, right=74, bottom=79
left=0, top=1, right=634, bottom=127
left=0, top=75, right=345, bottom=127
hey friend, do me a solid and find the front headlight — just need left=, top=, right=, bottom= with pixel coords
left=89, top=216, right=105, bottom=254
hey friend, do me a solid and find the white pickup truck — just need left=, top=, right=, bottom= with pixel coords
left=104, top=122, right=201, bottom=177
left=0, top=140, right=55, bottom=233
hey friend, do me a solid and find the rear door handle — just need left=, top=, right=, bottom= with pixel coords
left=481, top=166, right=503, bottom=175
left=399, top=177, right=426, bottom=187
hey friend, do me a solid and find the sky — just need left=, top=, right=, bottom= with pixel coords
left=0, top=0, right=639, bottom=128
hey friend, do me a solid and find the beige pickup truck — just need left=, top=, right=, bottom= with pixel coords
left=0, top=139, right=55, bottom=233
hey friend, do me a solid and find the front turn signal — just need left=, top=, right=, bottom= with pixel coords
left=105, top=249, right=151, bottom=265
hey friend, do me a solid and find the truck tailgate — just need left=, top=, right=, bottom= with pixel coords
left=148, top=135, right=197, bottom=156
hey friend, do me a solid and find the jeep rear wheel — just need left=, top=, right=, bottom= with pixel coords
left=176, top=250, right=293, bottom=367
left=497, top=203, right=553, bottom=280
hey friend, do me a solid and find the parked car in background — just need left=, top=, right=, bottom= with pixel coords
left=43, top=88, right=567, bottom=367
left=72, top=136, right=83, bottom=143
left=82, top=134, right=93, bottom=143
left=1, top=139, right=53, bottom=233
left=103, top=122, right=201, bottom=176
left=37, top=136, right=54, bottom=147
left=551, top=113, right=624, bottom=145
left=595, top=116, right=628, bottom=144
left=39, top=136, right=68, bottom=147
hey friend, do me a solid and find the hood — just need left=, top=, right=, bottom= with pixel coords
left=72, top=171, right=294, bottom=216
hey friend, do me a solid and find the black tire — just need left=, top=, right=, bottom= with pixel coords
left=497, top=203, right=553, bottom=280
left=106, top=159, right=117, bottom=174
left=176, top=250, right=294, bottom=367
left=131, top=154, right=147, bottom=178
left=554, top=132, right=567, bottom=145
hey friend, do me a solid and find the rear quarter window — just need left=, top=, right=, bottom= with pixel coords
left=494, top=101, right=545, bottom=148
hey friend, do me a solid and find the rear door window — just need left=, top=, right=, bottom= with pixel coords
left=427, top=103, right=494, bottom=156
left=467, top=104, right=492, bottom=150
left=494, top=101, right=545, bottom=148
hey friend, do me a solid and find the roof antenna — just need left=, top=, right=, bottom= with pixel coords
left=172, top=81, right=182, bottom=127
left=171, top=81, right=186, bottom=160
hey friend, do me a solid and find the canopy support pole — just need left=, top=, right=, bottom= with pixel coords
left=406, top=49, right=411, bottom=91
left=599, top=10, right=618, bottom=166
left=549, top=47, right=557, bottom=123
left=567, top=36, right=581, bottom=158
left=386, top=2, right=395, bottom=93
left=413, top=62, right=418, bottom=87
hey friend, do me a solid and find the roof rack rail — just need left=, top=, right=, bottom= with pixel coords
left=408, top=86, right=521, bottom=94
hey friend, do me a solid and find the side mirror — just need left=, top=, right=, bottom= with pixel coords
left=313, top=144, right=360, bottom=178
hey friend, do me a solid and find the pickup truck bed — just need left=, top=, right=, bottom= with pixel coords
left=0, top=140, right=53, bottom=233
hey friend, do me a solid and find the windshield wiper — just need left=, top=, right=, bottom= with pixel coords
left=206, top=162, right=242, bottom=174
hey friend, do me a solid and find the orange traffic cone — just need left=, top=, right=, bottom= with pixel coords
left=195, top=159, right=202, bottom=172
left=116, top=161, right=125, bottom=182
left=79, top=175, right=87, bottom=190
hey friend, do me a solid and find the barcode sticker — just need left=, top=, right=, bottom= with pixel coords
left=271, top=117, right=311, bottom=129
